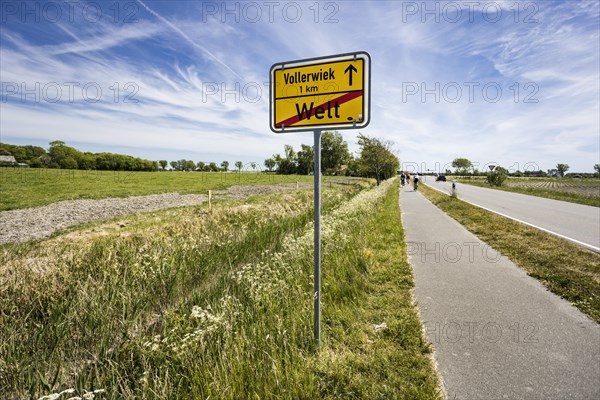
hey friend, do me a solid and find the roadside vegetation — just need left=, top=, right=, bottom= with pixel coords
left=420, top=184, right=600, bottom=323
left=0, top=178, right=440, bottom=399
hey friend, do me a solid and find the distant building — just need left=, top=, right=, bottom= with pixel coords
left=0, top=156, right=17, bottom=163
left=0, top=155, right=17, bottom=163
left=334, top=165, right=348, bottom=176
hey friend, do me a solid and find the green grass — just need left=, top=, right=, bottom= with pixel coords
left=0, top=168, right=319, bottom=211
left=454, top=177, right=600, bottom=207
left=317, top=178, right=441, bottom=399
left=0, top=178, right=440, bottom=399
left=421, top=183, right=600, bottom=323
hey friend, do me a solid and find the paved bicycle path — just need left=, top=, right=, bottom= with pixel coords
left=400, top=184, right=600, bottom=400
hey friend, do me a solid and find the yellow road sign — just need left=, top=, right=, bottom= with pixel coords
left=270, top=52, right=371, bottom=133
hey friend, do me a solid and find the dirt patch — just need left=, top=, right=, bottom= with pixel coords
left=0, top=183, right=311, bottom=244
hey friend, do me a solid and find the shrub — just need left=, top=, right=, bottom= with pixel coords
left=487, top=167, right=508, bottom=186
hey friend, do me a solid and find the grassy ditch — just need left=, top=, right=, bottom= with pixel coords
left=1, top=179, right=440, bottom=399
left=420, top=184, right=600, bottom=324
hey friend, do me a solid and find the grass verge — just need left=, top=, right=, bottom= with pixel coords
left=420, top=184, right=600, bottom=323
left=317, top=178, right=441, bottom=399
left=0, top=179, right=440, bottom=399
left=455, top=179, right=600, bottom=207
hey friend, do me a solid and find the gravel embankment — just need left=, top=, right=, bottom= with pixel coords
left=1, top=184, right=310, bottom=244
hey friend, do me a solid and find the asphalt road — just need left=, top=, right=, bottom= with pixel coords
left=424, top=178, right=600, bottom=251
left=400, top=185, right=600, bottom=399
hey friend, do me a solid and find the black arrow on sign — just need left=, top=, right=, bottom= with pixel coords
left=344, top=64, right=357, bottom=86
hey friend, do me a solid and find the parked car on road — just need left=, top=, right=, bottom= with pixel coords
left=436, top=175, right=447, bottom=182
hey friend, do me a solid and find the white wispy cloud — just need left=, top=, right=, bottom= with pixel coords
left=135, top=0, right=244, bottom=80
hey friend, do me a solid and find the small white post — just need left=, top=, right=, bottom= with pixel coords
left=208, top=190, right=212, bottom=211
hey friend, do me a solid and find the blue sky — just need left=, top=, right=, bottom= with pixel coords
left=1, top=0, right=598, bottom=172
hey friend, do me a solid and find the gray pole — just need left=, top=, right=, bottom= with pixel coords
left=313, top=129, right=322, bottom=346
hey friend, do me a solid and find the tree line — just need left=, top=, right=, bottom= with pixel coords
left=0, top=133, right=400, bottom=183
left=148, top=131, right=400, bottom=184
left=0, top=141, right=159, bottom=171
left=264, top=132, right=399, bottom=184
left=165, top=159, right=253, bottom=172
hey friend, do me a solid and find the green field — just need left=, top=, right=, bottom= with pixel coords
left=0, top=178, right=441, bottom=399
left=454, top=176, right=600, bottom=207
left=0, top=168, right=318, bottom=211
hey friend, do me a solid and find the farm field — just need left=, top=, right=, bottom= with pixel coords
left=0, top=168, right=318, bottom=211
left=454, top=177, right=600, bottom=207
left=0, top=178, right=441, bottom=399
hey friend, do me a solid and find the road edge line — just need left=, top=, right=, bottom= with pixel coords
left=425, top=183, right=600, bottom=254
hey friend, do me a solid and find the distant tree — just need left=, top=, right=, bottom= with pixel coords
left=62, top=156, right=78, bottom=170
left=79, top=153, right=97, bottom=170
left=272, top=154, right=282, bottom=171
left=172, top=159, right=192, bottom=171
left=556, top=163, right=569, bottom=177
left=296, top=144, right=314, bottom=175
left=452, top=158, right=473, bottom=175
left=159, top=160, right=168, bottom=170
left=197, top=161, right=206, bottom=171
left=321, top=131, right=351, bottom=174
left=209, top=162, right=219, bottom=172
left=235, top=161, right=243, bottom=172
left=221, top=161, right=229, bottom=171
left=356, top=134, right=399, bottom=185
left=48, top=141, right=84, bottom=169
left=184, top=160, right=195, bottom=171
left=264, top=158, right=276, bottom=172
left=347, top=158, right=361, bottom=176
left=594, top=164, right=600, bottom=175
left=170, top=161, right=177, bottom=170
left=487, top=166, right=508, bottom=186
left=250, top=162, right=257, bottom=170
left=273, top=145, right=297, bottom=174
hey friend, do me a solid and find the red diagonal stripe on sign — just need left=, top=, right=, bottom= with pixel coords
left=275, top=90, right=363, bottom=129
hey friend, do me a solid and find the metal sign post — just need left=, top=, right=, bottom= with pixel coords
left=269, top=51, right=371, bottom=347
left=313, top=129, right=322, bottom=346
